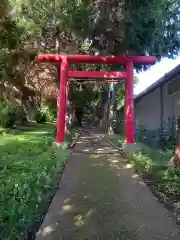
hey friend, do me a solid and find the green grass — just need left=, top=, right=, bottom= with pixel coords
left=108, top=135, right=125, bottom=147
left=0, top=123, right=69, bottom=240
left=108, top=134, right=180, bottom=204
left=109, top=134, right=172, bottom=171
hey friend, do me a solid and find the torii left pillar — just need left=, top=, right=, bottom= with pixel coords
left=56, top=57, right=68, bottom=146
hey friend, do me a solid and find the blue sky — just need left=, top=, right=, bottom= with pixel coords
left=134, top=56, right=180, bottom=95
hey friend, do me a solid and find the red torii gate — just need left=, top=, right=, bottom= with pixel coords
left=37, top=54, right=156, bottom=149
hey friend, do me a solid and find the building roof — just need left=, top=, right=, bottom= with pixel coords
left=134, top=64, right=180, bottom=102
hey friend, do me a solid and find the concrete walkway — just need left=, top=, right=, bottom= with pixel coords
left=36, top=128, right=180, bottom=240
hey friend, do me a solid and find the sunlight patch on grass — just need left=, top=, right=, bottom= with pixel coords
left=26, top=131, right=50, bottom=135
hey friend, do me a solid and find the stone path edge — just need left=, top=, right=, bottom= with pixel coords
left=69, top=129, right=81, bottom=149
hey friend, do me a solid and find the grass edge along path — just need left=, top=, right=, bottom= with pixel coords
left=0, top=123, right=74, bottom=240
left=108, top=134, right=180, bottom=212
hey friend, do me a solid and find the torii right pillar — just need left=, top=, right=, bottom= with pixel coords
left=122, top=60, right=136, bottom=152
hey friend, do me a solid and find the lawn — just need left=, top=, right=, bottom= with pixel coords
left=108, top=134, right=172, bottom=170
left=0, top=123, right=69, bottom=240
left=108, top=134, right=180, bottom=206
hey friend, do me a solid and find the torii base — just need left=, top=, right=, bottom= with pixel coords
left=122, top=143, right=138, bottom=153
left=52, top=142, right=68, bottom=152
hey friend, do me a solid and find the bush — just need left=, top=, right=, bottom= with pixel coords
left=41, top=105, right=55, bottom=122
left=0, top=101, right=17, bottom=128
left=46, top=103, right=57, bottom=121
left=35, top=105, right=57, bottom=124
left=35, top=109, right=47, bottom=123
left=15, top=106, right=28, bottom=125
left=164, top=168, right=180, bottom=199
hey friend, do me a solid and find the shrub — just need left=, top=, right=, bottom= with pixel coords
left=15, top=106, right=28, bottom=125
left=46, top=103, right=57, bottom=121
left=35, top=105, right=57, bottom=124
left=35, top=109, right=47, bottom=123
left=164, top=168, right=180, bottom=199
left=41, top=105, right=55, bottom=122
left=0, top=101, right=17, bottom=128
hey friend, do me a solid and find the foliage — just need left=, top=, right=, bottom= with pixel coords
left=0, top=101, right=23, bottom=128
left=35, top=104, right=57, bottom=123
left=114, top=82, right=125, bottom=108
left=16, top=106, right=28, bottom=125
left=0, top=102, right=16, bottom=127
left=1, top=0, right=180, bottom=126
left=114, top=117, right=177, bottom=149
left=14, top=0, right=180, bottom=60
left=91, top=0, right=180, bottom=59
left=46, top=103, right=57, bottom=120
left=35, top=109, right=47, bottom=123
left=70, top=83, right=100, bottom=114
left=135, top=118, right=177, bottom=149
left=0, top=123, right=68, bottom=240
left=164, top=168, right=180, bottom=200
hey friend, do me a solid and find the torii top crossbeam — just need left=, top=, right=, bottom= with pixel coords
left=37, top=54, right=156, bottom=64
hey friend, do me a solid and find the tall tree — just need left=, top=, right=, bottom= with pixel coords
left=91, top=0, right=180, bottom=58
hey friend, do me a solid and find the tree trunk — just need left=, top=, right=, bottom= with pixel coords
left=107, top=104, right=114, bottom=135
left=99, top=99, right=110, bottom=133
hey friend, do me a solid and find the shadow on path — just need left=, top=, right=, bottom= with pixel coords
left=36, top=128, right=180, bottom=240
